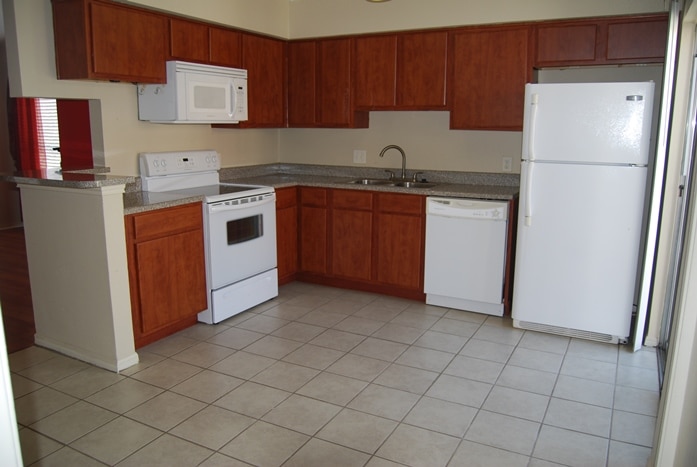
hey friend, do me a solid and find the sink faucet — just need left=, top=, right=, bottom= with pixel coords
left=379, top=145, right=407, bottom=180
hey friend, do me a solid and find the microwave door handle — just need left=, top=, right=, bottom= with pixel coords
left=229, top=82, right=237, bottom=118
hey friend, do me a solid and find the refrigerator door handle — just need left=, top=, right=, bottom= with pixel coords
left=523, top=161, right=534, bottom=226
left=528, top=93, right=539, bottom=162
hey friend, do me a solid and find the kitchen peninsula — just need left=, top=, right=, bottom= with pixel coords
left=5, top=169, right=138, bottom=372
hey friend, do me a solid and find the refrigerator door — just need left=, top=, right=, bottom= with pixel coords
left=522, top=82, right=654, bottom=166
left=512, top=161, right=647, bottom=339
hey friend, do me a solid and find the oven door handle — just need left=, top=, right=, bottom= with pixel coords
left=207, top=194, right=276, bottom=213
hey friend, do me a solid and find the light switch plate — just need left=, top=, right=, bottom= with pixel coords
left=502, top=156, right=513, bottom=172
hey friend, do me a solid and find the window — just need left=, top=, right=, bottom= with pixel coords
left=36, top=98, right=61, bottom=169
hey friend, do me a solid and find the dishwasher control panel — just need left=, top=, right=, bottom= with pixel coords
left=427, top=197, right=508, bottom=220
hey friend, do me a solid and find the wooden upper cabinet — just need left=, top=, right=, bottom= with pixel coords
left=288, top=37, right=367, bottom=128
left=288, top=40, right=318, bottom=126
left=240, top=33, right=287, bottom=128
left=168, top=18, right=209, bottom=63
left=606, top=16, right=668, bottom=63
left=209, top=27, right=242, bottom=67
left=534, top=14, right=668, bottom=67
left=168, top=18, right=242, bottom=67
left=397, top=30, right=448, bottom=108
left=353, top=34, right=398, bottom=109
left=317, top=38, right=356, bottom=127
left=535, top=23, right=598, bottom=65
left=353, top=30, right=448, bottom=110
left=449, top=24, right=531, bottom=131
left=52, top=0, right=167, bottom=83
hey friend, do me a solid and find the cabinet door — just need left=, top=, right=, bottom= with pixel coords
left=210, top=27, right=242, bottom=67
left=288, top=40, right=318, bottom=127
left=353, top=34, right=397, bottom=109
left=89, top=0, right=167, bottom=82
left=300, top=188, right=328, bottom=274
left=397, top=30, right=448, bottom=108
left=375, top=193, right=424, bottom=290
left=331, top=190, right=373, bottom=281
left=318, top=38, right=354, bottom=126
left=276, top=187, right=299, bottom=284
left=606, top=17, right=668, bottom=63
left=126, top=203, right=206, bottom=347
left=449, top=25, right=530, bottom=130
left=241, top=33, right=287, bottom=127
left=534, top=14, right=668, bottom=67
left=535, top=23, right=598, bottom=66
left=134, top=229, right=206, bottom=334
left=169, top=18, right=209, bottom=63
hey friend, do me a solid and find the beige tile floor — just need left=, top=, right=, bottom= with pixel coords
left=9, top=282, right=660, bottom=466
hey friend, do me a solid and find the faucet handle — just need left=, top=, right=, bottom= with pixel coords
left=384, top=170, right=395, bottom=180
left=412, top=172, right=424, bottom=182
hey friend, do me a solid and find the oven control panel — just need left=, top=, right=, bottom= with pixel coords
left=139, top=150, right=220, bottom=177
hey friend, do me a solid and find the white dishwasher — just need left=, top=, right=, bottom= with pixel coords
left=424, top=197, right=508, bottom=316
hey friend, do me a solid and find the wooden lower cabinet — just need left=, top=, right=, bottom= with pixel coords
left=275, top=187, right=299, bottom=284
left=375, top=193, right=424, bottom=291
left=299, top=187, right=329, bottom=274
left=331, top=190, right=373, bottom=281
left=298, top=187, right=425, bottom=300
left=125, top=203, right=207, bottom=348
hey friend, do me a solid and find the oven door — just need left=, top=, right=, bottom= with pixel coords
left=205, top=193, right=277, bottom=290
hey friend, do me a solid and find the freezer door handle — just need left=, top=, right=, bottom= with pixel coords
left=528, top=93, right=539, bottom=162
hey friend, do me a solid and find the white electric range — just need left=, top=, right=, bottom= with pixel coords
left=139, top=150, right=278, bottom=324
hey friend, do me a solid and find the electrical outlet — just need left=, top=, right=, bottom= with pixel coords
left=502, top=156, right=513, bottom=172
left=353, top=149, right=367, bottom=164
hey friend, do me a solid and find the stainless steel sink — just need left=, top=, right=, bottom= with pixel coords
left=348, top=178, right=396, bottom=185
left=392, top=181, right=436, bottom=188
left=347, top=178, right=436, bottom=189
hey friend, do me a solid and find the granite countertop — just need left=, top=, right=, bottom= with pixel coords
left=2, top=163, right=519, bottom=214
left=3, top=167, right=135, bottom=189
left=123, top=164, right=520, bottom=215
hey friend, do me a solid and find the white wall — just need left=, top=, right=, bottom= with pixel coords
left=281, top=112, right=523, bottom=174
left=288, top=0, right=668, bottom=38
left=127, top=0, right=289, bottom=38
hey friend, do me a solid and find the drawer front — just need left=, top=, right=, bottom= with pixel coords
left=300, top=187, right=328, bottom=206
left=131, top=203, right=202, bottom=240
left=332, top=189, right=373, bottom=210
left=275, top=186, right=298, bottom=210
left=377, top=193, right=424, bottom=215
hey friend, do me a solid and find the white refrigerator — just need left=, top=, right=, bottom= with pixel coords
left=512, top=82, right=654, bottom=343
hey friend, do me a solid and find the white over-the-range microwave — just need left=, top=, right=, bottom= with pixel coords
left=137, top=60, right=248, bottom=124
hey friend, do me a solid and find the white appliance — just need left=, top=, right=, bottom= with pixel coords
left=139, top=151, right=277, bottom=324
left=425, top=197, right=509, bottom=316
left=512, top=82, right=655, bottom=343
left=137, top=61, right=248, bottom=124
